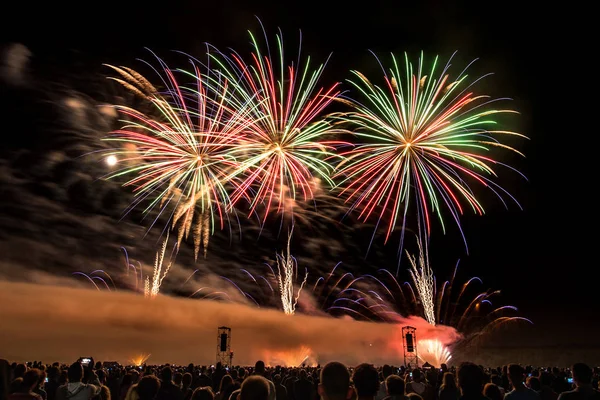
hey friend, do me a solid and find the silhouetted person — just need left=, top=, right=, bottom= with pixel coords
left=483, top=384, right=502, bottom=400
left=382, top=375, right=408, bottom=400
left=253, top=363, right=274, bottom=400
left=294, top=371, right=314, bottom=400
left=352, top=364, right=379, bottom=400
left=182, top=374, right=193, bottom=400
left=13, top=366, right=27, bottom=382
left=505, top=365, right=539, bottom=400
left=197, top=369, right=213, bottom=390
left=56, top=363, right=101, bottom=400
left=32, top=370, right=46, bottom=400
left=526, top=379, right=541, bottom=393
left=8, top=368, right=42, bottom=400
left=273, top=375, right=288, bottom=400
left=216, top=376, right=236, bottom=400
left=439, top=373, right=459, bottom=400
left=240, top=376, right=270, bottom=400
left=406, top=370, right=429, bottom=399
left=537, top=373, right=557, bottom=400
left=557, top=364, right=600, bottom=400
left=457, top=362, right=487, bottom=400
left=1, top=360, right=10, bottom=400
left=376, top=367, right=395, bottom=400
left=155, top=367, right=182, bottom=400
left=137, top=376, right=161, bottom=400
left=45, top=367, right=61, bottom=400
left=318, top=362, right=351, bottom=400
left=191, top=387, right=214, bottom=400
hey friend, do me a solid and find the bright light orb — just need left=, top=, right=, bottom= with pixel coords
left=105, top=155, right=118, bottom=166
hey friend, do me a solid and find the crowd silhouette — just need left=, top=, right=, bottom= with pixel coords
left=1, top=359, right=598, bottom=400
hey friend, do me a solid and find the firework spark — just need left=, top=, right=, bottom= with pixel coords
left=144, top=234, right=173, bottom=299
left=276, top=230, right=308, bottom=315
left=334, top=51, right=526, bottom=264
left=264, top=345, right=316, bottom=367
left=105, top=52, right=255, bottom=259
left=211, top=26, right=347, bottom=222
left=418, top=338, right=452, bottom=367
left=129, top=353, right=151, bottom=366
left=317, top=261, right=531, bottom=346
left=407, top=239, right=435, bottom=325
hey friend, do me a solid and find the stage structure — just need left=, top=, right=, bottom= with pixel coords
left=217, top=326, right=232, bottom=366
left=402, top=326, right=418, bottom=368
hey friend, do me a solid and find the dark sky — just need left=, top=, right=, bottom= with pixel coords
left=1, top=0, right=596, bottom=348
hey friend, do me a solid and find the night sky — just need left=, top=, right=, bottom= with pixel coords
left=1, top=0, right=596, bottom=352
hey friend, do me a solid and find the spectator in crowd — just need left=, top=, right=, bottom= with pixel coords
left=2, top=360, right=11, bottom=400
left=376, top=367, right=395, bottom=400
left=382, top=375, right=407, bottom=400
left=240, top=377, right=270, bottom=400
left=439, top=373, right=459, bottom=400
left=8, top=368, right=42, bottom=400
left=253, top=363, right=275, bottom=400
left=156, top=366, right=183, bottom=400
left=406, top=370, right=430, bottom=399
left=272, top=375, right=287, bottom=400
left=136, top=376, right=160, bottom=400
left=353, top=364, right=380, bottom=400
left=182, top=374, right=193, bottom=400
left=191, top=387, right=214, bottom=400
left=45, top=367, right=61, bottom=400
left=215, top=376, right=234, bottom=400
left=55, top=363, right=101, bottom=400
left=557, top=364, right=600, bottom=400
left=457, top=362, right=486, bottom=400
left=505, top=365, right=540, bottom=400
left=484, top=384, right=503, bottom=400
left=538, top=373, right=557, bottom=400
left=318, top=362, right=351, bottom=400
left=293, top=370, right=313, bottom=400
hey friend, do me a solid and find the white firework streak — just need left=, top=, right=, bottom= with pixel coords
left=144, top=233, right=173, bottom=299
left=276, top=230, right=308, bottom=315
left=417, top=339, right=452, bottom=367
left=407, top=239, right=436, bottom=325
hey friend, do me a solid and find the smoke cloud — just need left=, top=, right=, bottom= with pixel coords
left=0, top=281, right=460, bottom=366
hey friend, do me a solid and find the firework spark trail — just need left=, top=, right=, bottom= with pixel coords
left=210, top=25, right=349, bottom=223
left=276, top=230, right=308, bottom=315
left=334, top=51, right=527, bottom=267
left=145, top=234, right=173, bottom=299
left=407, top=238, right=436, bottom=325
left=105, top=51, right=257, bottom=258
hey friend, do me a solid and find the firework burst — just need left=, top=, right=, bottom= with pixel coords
left=334, top=51, right=526, bottom=264
left=318, top=261, right=531, bottom=346
left=211, top=25, right=348, bottom=223
left=104, top=52, right=256, bottom=258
